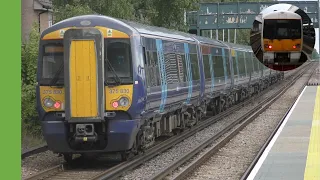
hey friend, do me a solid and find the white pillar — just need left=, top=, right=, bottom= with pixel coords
left=216, top=29, right=218, bottom=40
left=234, top=29, right=237, bottom=44
left=223, top=29, right=225, bottom=41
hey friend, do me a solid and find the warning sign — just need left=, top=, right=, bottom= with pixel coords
left=107, top=29, right=113, bottom=37
left=231, top=49, right=236, bottom=57
left=59, top=30, right=65, bottom=38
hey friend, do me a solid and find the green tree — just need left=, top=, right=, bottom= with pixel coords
left=149, top=0, right=198, bottom=31
left=89, top=0, right=135, bottom=20
left=53, top=0, right=95, bottom=23
left=21, top=22, right=41, bottom=136
left=132, top=0, right=156, bottom=24
left=52, top=0, right=198, bottom=32
left=52, top=0, right=135, bottom=23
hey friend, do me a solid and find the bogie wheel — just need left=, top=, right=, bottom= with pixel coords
left=63, top=154, right=73, bottom=163
left=121, top=152, right=130, bottom=161
left=195, top=111, right=200, bottom=125
left=121, top=137, right=140, bottom=161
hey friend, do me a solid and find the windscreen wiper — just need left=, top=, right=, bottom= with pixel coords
left=105, top=58, right=122, bottom=86
left=49, top=63, right=64, bottom=86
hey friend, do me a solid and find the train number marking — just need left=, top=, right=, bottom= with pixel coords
left=43, top=90, right=63, bottom=94
left=109, top=89, right=129, bottom=94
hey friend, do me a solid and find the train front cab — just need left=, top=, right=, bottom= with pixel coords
left=261, top=11, right=302, bottom=65
left=36, top=20, right=143, bottom=159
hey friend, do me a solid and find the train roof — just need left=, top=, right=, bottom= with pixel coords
left=260, top=3, right=298, bottom=15
left=263, top=10, right=301, bottom=19
left=189, top=35, right=228, bottom=48
left=222, top=42, right=252, bottom=52
left=42, top=14, right=253, bottom=51
left=41, top=15, right=137, bottom=39
left=120, top=19, right=196, bottom=42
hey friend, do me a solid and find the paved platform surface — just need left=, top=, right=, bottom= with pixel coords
left=247, top=85, right=320, bottom=180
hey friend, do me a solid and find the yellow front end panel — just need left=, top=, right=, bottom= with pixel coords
left=105, top=85, right=133, bottom=111
left=40, top=86, right=65, bottom=112
left=70, top=40, right=98, bottom=117
left=263, top=39, right=302, bottom=52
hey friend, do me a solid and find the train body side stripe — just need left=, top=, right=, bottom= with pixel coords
left=222, top=49, right=227, bottom=83
left=156, top=39, right=167, bottom=113
left=209, top=54, right=215, bottom=93
left=184, top=43, right=192, bottom=104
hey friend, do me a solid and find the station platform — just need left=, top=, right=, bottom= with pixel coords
left=246, top=85, right=320, bottom=180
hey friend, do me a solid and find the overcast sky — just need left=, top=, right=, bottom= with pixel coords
left=278, top=0, right=320, bottom=53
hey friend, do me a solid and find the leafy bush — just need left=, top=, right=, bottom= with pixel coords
left=21, top=22, right=41, bottom=137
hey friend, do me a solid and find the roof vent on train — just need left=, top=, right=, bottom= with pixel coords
left=80, top=20, right=91, bottom=26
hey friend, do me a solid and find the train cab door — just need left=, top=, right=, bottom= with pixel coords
left=63, top=28, right=105, bottom=122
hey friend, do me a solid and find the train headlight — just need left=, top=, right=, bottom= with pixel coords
left=119, top=97, right=129, bottom=107
left=54, top=101, right=61, bottom=109
left=112, top=101, right=119, bottom=108
left=43, top=97, right=54, bottom=108
left=264, top=44, right=272, bottom=49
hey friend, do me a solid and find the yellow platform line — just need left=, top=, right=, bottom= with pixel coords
left=304, top=86, right=320, bottom=180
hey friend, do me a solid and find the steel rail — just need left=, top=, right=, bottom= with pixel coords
left=22, top=144, right=48, bottom=159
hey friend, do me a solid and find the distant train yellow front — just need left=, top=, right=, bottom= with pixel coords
left=263, top=39, right=302, bottom=52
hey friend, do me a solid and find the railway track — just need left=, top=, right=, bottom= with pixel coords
left=148, top=62, right=316, bottom=180
left=24, top=63, right=308, bottom=180
left=22, top=144, right=48, bottom=159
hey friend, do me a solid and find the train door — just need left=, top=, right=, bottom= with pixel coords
left=63, top=28, right=105, bottom=122
left=222, top=48, right=231, bottom=86
left=231, top=49, right=238, bottom=85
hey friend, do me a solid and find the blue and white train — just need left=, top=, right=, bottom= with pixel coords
left=36, top=15, right=283, bottom=162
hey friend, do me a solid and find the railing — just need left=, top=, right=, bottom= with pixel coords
left=186, top=11, right=198, bottom=26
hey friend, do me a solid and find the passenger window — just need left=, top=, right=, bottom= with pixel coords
left=190, top=54, right=200, bottom=80
left=213, top=56, right=224, bottom=78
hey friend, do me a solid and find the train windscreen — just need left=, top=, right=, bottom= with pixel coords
left=263, top=19, right=301, bottom=39
left=40, top=41, right=64, bottom=85
left=104, top=38, right=133, bottom=84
